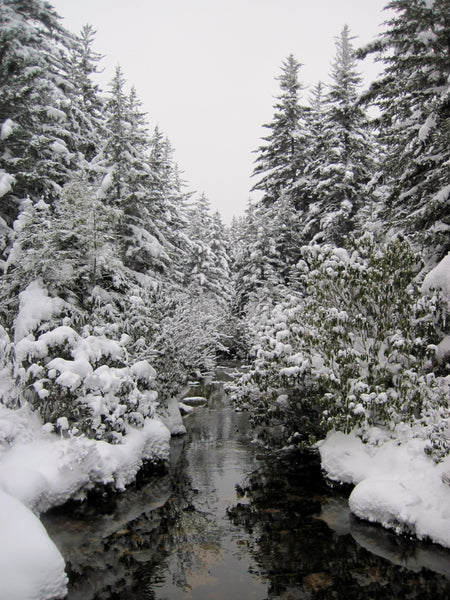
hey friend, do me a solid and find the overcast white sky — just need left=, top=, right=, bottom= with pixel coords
left=50, top=0, right=389, bottom=223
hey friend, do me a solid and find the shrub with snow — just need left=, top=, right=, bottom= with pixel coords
left=234, top=236, right=449, bottom=459
left=11, top=280, right=160, bottom=443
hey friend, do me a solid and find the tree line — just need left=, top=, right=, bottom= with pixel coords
left=0, top=0, right=448, bottom=458
left=231, top=0, right=449, bottom=459
left=0, top=0, right=232, bottom=441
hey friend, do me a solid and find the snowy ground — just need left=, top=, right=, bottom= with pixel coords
left=0, top=401, right=172, bottom=599
left=319, top=427, right=450, bottom=549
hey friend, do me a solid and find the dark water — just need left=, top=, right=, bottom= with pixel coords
left=43, top=366, right=450, bottom=599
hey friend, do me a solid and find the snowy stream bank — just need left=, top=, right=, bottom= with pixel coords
left=0, top=400, right=177, bottom=600
left=0, top=363, right=449, bottom=597
left=319, top=428, right=450, bottom=549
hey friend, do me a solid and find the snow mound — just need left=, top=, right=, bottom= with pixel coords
left=0, top=490, right=67, bottom=600
left=0, top=410, right=171, bottom=512
left=160, top=396, right=187, bottom=436
left=422, top=252, right=450, bottom=297
left=349, top=478, right=422, bottom=533
left=320, top=429, right=450, bottom=548
left=14, top=280, right=65, bottom=343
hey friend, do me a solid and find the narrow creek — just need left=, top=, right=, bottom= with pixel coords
left=43, top=365, right=450, bottom=599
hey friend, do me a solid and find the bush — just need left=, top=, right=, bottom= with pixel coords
left=233, top=235, right=449, bottom=459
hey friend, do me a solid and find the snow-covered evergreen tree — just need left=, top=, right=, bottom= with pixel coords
left=252, top=54, right=310, bottom=208
left=0, top=0, right=80, bottom=258
left=232, top=200, right=286, bottom=314
left=359, top=0, right=450, bottom=263
left=147, top=127, right=191, bottom=282
left=184, top=194, right=232, bottom=306
left=98, top=67, right=171, bottom=282
left=304, top=25, right=375, bottom=244
left=67, top=24, right=105, bottom=164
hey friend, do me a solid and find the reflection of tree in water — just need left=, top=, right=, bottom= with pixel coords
left=227, top=449, right=450, bottom=600
left=148, top=498, right=222, bottom=594
left=43, top=438, right=221, bottom=600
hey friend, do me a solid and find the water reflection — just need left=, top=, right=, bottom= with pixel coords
left=43, top=372, right=266, bottom=600
left=43, top=368, right=450, bottom=599
left=149, top=391, right=267, bottom=599
left=42, top=437, right=189, bottom=599
left=228, top=451, right=450, bottom=599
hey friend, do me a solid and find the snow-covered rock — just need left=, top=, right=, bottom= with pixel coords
left=160, top=396, right=186, bottom=436
left=181, top=396, right=208, bottom=406
left=178, top=402, right=194, bottom=416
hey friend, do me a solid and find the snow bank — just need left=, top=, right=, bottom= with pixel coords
left=0, top=403, right=171, bottom=598
left=320, top=429, right=450, bottom=548
left=0, top=408, right=171, bottom=513
left=0, top=490, right=67, bottom=600
left=160, top=396, right=187, bottom=436
left=422, top=252, right=450, bottom=297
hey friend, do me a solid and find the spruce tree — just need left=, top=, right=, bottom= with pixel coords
left=232, top=200, right=285, bottom=313
left=305, top=25, right=375, bottom=245
left=0, top=0, right=80, bottom=256
left=184, top=194, right=232, bottom=305
left=67, top=24, right=105, bottom=163
left=252, top=54, right=309, bottom=207
left=359, top=0, right=450, bottom=262
left=99, top=67, right=170, bottom=281
left=148, top=126, right=192, bottom=282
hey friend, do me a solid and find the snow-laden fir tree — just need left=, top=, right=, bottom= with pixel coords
left=184, top=193, right=232, bottom=306
left=252, top=54, right=310, bottom=208
left=67, top=24, right=105, bottom=164
left=359, top=0, right=450, bottom=264
left=0, top=2, right=230, bottom=443
left=303, top=25, right=376, bottom=245
left=98, top=66, right=171, bottom=281
left=232, top=200, right=286, bottom=314
left=0, top=0, right=80, bottom=259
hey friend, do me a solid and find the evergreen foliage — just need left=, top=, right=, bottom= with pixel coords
left=184, top=194, right=232, bottom=305
left=0, top=0, right=448, bottom=462
left=231, top=6, right=448, bottom=461
left=304, top=26, right=376, bottom=244
left=358, top=0, right=450, bottom=262
left=67, top=24, right=105, bottom=163
left=252, top=54, right=309, bottom=208
left=233, top=236, right=449, bottom=457
left=0, top=0, right=78, bottom=254
left=0, top=1, right=229, bottom=441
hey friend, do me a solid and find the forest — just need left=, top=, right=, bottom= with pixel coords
left=0, top=0, right=449, bottom=595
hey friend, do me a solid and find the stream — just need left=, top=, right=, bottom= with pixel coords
left=43, top=365, right=450, bottom=599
